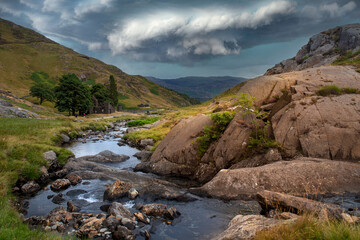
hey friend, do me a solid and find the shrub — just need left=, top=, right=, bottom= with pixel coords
left=248, top=121, right=281, bottom=153
left=196, top=112, right=235, bottom=157
left=317, top=85, right=342, bottom=96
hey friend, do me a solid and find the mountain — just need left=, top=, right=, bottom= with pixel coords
left=0, top=18, right=193, bottom=109
left=146, top=76, right=247, bottom=102
left=266, top=24, right=360, bottom=75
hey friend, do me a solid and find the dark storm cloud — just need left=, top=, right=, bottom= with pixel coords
left=0, top=0, right=359, bottom=76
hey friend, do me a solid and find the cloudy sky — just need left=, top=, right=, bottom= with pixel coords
left=1, top=0, right=359, bottom=78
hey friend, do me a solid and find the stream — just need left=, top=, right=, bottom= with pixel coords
left=23, top=122, right=360, bottom=239
left=24, top=123, right=260, bottom=239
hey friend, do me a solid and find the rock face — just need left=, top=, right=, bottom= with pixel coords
left=193, top=158, right=360, bottom=200
left=195, top=112, right=256, bottom=183
left=104, top=180, right=132, bottom=201
left=256, top=190, right=343, bottom=220
left=135, top=114, right=213, bottom=177
left=266, top=24, right=360, bottom=75
left=213, top=215, right=282, bottom=240
left=0, top=98, right=38, bottom=118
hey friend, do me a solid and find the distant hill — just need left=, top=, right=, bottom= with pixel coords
left=0, top=18, right=193, bottom=109
left=146, top=76, right=247, bottom=102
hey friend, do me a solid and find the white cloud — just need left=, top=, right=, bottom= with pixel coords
left=107, top=0, right=297, bottom=58
left=320, top=1, right=357, bottom=18
left=303, top=1, right=357, bottom=19
left=74, top=0, right=113, bottom=18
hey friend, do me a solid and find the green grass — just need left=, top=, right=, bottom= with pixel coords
left=0, top=116, right=115, bottom=239
left=317, top=85, right=360, bottom=96
left=127, top=117, right=160, bottom=127
left=150, top=88, right=159, bottom=95
left=255, top=215, right=360, bottom=240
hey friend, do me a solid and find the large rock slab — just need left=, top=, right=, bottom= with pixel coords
left=135, top=114, right=213, bottom=177
left=213, top=215, right=282, bottom=240
left=256, top=190, right=343, bottom=220
left=192, top=158, right=360, bottom=200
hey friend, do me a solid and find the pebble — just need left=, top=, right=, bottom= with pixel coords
left=100, top=228, right=108, bottom=233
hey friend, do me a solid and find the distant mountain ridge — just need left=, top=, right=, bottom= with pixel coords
left=147, top=76, right=247, bottom=102
left=0, top=18, right=193, bottom=109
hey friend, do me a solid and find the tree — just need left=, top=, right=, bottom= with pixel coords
left=29, top=82, right=54, bottom=105
left=54, top=74, right=92, bottom=115
left=108, top=75, right=118, bottom=107
left=91, top=83, right=110, bottom=104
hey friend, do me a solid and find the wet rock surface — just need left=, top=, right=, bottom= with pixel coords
left=104, top=180, right=132, bottom=201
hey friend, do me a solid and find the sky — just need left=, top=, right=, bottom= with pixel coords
left=0, top=0, right=359, bottom=78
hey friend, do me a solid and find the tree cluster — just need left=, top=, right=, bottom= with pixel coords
left=29, top=74, right=118, bottom=116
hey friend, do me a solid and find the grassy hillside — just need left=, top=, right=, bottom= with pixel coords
left=147, top=76, right=247, bottom=102
left=0, top=18, right=193, bottom=109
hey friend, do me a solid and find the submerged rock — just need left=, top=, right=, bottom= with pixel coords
left=112, top=225, right=135, bottom=240
left=52, top=193, right=65, bottom=204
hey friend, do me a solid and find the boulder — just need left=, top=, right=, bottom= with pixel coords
left=65, top=174, right=82, bottom=185
left=67, top=201, right=81, bottom=212
left=52, top=193, right=65, bottom=204
left=213, top=215, right=282, bottom=240
left=112, top=225, right=135, bottom=240
left=141, top=204, right=180, bottom=220
left=140, top=138, right=154, bottom=147
left=128, top=188, right=138, bottom=200
left=43, top=150, right=57, bottom=164
left=256, top=190, right=343, bottom=220
left=78, top=217, right=103, bottom=238
left=104, top=216, right=120, bottom=232
left=60, top=133, right=70, bottom=143
left=104, top=180, right=132, bottom=201
left=21, top=181, right=40, bottom=194
left=108, top=202, right=132, bottom=219
left=133, top=150, right=152, bottom=162
left=192, top=158, right=360, bottom=200
left=135, top=114, right=213, bottom=177
left=134, top=212, right=150, bottom=224
left=79, top=150, right=130, bottom=163
left=50, top=179, right=71, bottom=191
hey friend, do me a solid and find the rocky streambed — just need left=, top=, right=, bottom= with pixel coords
left=19, top=121, right=260, bottom=239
